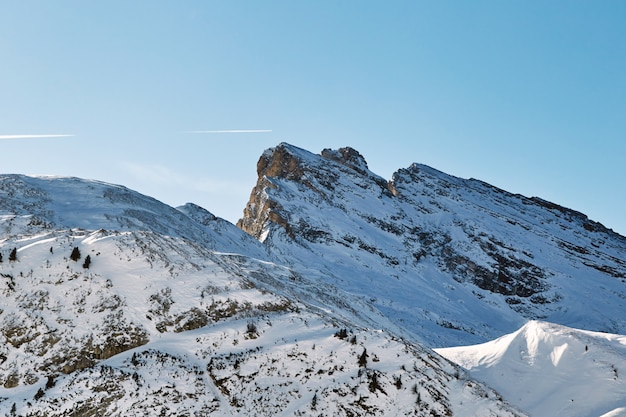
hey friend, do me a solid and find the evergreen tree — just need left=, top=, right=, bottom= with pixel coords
left=45, top=375, right=56, bottom=389
left=8, top=248, right=17, bottom=262
left=334, top=328, right=348, bottom=339
left=34, top=387, right=45, bottom=400
left=368, top=371, right=385, bottom=394
left=0, top=252, right=3, bottom=263
left=70, top=247, right=81, bottom=262
left=82, top=255, right=91, bottom=269
left=358, top=348, right=368, bottom=367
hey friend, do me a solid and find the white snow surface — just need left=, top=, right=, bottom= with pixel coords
left=436, top=320, right=626, bottom=417
left=0, top=173, right=525, bottom=416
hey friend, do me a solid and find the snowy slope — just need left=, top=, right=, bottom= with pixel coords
left=0, top=174, right=266, bottom=257
left=238, top=143, right=626, bottom=346
left=2, top=144, right=626, bottom=416
left=436, top=321, right=626, bottom=417
left=0, top=174, right=525, bottom=416
left=2, top=310, right=525, bottom=417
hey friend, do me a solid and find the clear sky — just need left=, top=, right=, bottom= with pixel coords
left=2, top=1, right=625, bottom=235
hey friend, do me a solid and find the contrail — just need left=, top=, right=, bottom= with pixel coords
left=0, top=134, right=75, bottom=140
left=185, top=130, right=272, bottom=134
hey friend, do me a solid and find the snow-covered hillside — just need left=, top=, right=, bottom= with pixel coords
left=0, top=173, right=525, bottom=416
left=238, top=143, right=626, bottom=346
left=0, top=174, right=265, bottom=257
left=2, top=142, right=625, bottom=416
left=436, top=321, right=626, bottom=417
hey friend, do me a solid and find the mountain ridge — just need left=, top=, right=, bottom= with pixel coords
left=0, top=169, right=525, bottom=416
left=238, top=143, right=626, bottom=345
left=1, top=142, right=625, bottom=416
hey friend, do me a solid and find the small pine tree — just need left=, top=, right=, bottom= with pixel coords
left=368, top=371, right=385, bottom=394
left=70, top=247, right=81, bottom=262
left=34, top=387, right=45, bottom=400
left=358, top=348, right=368, bottom=367
left=9, top=248, right=17, bottom=262
left=412, top=384, right=421, bottom=405
left=334, top=328, right=348, bottom=340
left=246, top=321, right=258, bottom=338
left=0, top=252, right=3, bottom=263
left=82, top=255, right=91, bottom=269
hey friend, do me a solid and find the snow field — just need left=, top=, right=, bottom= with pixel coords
left=436, top=321, right=626, bottom=417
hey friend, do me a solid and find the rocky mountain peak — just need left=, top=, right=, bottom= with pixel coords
left=256, top=142, right=306, bottom=181
left=238, top=143, right=393, bottom=242
left=237, top=143, right=626, bottom=346
left=320, top=146, right=369, bottom=175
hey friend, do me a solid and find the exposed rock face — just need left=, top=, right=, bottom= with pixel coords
left=238, top=143, right=392, bottom=242
left=321, top=146, right=370, bottom=175
left=238, top=143, right=626, bottom=345
left=237, top=180, right=290, bottom=241
left=237, top=146, right=301, bottom=240
left=258, top=144, right=307, bottom=180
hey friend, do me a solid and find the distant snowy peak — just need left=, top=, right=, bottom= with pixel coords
left=0, top=174, right=189, bottom=233
left=436, top=320, right=626, bottom=417
left=0, top=174, right=263, bottom=255
left=438, top=320, right=617, bottom=369
left=176, top=202, right=218, bottom=224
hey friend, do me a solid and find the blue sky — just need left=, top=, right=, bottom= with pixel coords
left=2, top=1, right=625, bottom=234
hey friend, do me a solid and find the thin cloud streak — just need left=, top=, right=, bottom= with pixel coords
left=0, top=134, right=75, bottom=140
left=185, top=130, right=272, bottom=134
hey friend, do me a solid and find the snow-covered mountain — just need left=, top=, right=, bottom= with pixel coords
left=0, top=173, right=523, bottom=416
left=0, top=175, right=265, bottom=257
left=238, top=143, right=626, bottom=346
left=436, top=321, right=626, bottom=417
left=1, top=141, right=625, bottom=416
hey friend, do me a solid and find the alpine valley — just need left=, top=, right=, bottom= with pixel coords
left=1, top=143, right=624, bottom=417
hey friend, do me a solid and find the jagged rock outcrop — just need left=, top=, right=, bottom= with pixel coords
left=238, top=143, right=392, bottom=243
left=238, top=143, right=626, bottom=346
left=320, top=146, right=370, bottom=175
